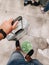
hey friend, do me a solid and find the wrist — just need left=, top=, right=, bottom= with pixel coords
left=0, top=33, right=4, bottom=39
left=0, top=29, right=7, bottom=39
left=0, top=25, right=8, bottom=35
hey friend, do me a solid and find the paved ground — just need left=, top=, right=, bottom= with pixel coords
left=0, top=0, right=49, bottom=65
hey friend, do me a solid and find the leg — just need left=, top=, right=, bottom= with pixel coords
left=7, top=52, right=43, bottom=65
left=30, top=59, right=43, bottom=65
left=44, top=1, right=49, bottom=12
left=7, top=51, right=25, bottom=65
left=24, top=0, right=28, bottom=3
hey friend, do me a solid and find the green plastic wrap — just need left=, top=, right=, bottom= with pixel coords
left=21, top=41, right=32, bottom=53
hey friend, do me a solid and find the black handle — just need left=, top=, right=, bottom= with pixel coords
left=15, top=29, right=24, bottom=35
left=15, top=40, right=20, bottom=47
left=25, top=49, right=34, bottom=62
left=12, top=16, right=22, bottom=25
left=27, top=49, right=34, bottom=56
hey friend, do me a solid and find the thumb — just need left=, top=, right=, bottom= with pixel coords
left=12, top=21, right=18, bottom=29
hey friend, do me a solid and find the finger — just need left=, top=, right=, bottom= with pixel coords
left=12, top=21, right=18, bottom=29
left=8, top=18, right=13, bottom=23
left=3, top=20, right=7, bottom=23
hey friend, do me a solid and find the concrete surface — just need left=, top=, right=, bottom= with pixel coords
left=0, top=0, right=49, bottom=65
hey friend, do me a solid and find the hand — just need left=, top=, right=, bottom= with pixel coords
left=0, top=19, right=18, bottom=35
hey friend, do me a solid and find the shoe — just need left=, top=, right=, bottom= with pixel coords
left=25, top=49, right=34, bottom=62
left=15, top=40, right=21, bottom=51
left=33, top=1, right=40, bottom=6
left=24, top=2, right=29, bottom=6
left=28, top=1, right=33, bottom=5
left=41, top=7, right=45, bottom=14
left=29, top=1, right=40, bottom=6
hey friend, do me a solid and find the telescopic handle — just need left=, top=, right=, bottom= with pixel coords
left=12, top=16, right=22, bottom=25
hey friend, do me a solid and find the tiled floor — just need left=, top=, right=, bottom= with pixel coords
left=0, top=0, right=49, bottom=65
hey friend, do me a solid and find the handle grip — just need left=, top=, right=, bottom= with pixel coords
left=25, top=49, right=34, bottom=61
left=12, top=16, right=22, bottom=25
left=27, top=49, right=34, bottom=56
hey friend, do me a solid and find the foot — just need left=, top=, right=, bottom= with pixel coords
left=24, top=2, right=29, bottom=6
left=15, top=40, right=21, bottom=51
left=33, top=1, right=40, bottom=6
left=41, top=7, right=45, bottom=14
left=29, top=1, right=40, bottom=6
left=28, top=1, right=33, bottom=5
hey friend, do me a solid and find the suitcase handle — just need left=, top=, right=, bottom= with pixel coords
left=12, top=16, right=22, bottom=25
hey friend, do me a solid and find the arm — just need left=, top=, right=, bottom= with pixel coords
left=0, top=19, right=18, bottom=40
